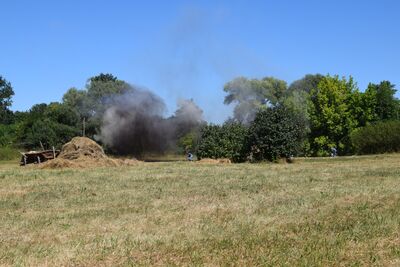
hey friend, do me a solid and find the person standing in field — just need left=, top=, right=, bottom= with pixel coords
left=331, top=146, right=337, bottom=157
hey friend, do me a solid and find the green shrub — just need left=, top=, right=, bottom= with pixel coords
left=247, top=105, right=306, bottom=162
left=0, top=124, right=19, bottom=146
left=177, top=131, right=198, bottom=153
left=0, top=146, right=20, bottom=161
left=197, top=122, right=248, bottom=162
left=351, top=121, right=400, bottom=154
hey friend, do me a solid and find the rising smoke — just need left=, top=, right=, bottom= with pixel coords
left=98, top=85, right=203, bottom=157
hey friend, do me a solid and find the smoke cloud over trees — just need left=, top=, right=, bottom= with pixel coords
left=98, top=87, right=204, bottom=156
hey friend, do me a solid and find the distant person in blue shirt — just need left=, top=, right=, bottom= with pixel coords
left=187, top=152, right=193, bottom=161
left=331, top=147, right=337, bottom=157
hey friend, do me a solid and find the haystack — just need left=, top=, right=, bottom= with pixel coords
left=58, top=136, right=106, bottom=160
left=39, top=137, right=140, bottom=169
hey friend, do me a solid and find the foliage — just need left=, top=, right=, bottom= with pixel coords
left=62, top=87, right=87, bottom=116
left=247, top=105, right=305, bottom=161
left=17, top=103, right=80, bottom=149
left=3, top=71, right=400, bottom=157
left=0, top=124, right=20, bottom=147
left=89, top=73, right=118, bottom=83
left=0, top=76, right=14, bottom=109
left=45, top=102, right=80, bottom=126
left=282, top=91, right=310, bottom=157
left=62, top=73, right=130, bottom=138
left=351, top=121, right=400, bottom=154
left=24, top=119, right=79, bottom=149
left=177, top=131, right=198, bottom=153
left=364, top=81, right=400, bottom=122
left=0, top=146, right=20, bottom=161
left=287, top=74, right=324, bottom=94
left=223, top=76, right=287, bottom=124
left=307, top=75, right=361, bottom=156
left=0, top=76, right=15, bottom=124
left=197, top=122, right=248, bottom=162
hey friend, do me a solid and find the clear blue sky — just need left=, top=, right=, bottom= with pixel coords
left=1, top=0, right=399, bottom=122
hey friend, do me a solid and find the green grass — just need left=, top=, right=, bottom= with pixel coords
left=0, top=155, right=400, bottom=266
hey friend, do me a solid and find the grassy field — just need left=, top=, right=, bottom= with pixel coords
left=1, top=154, right=400, bottom=266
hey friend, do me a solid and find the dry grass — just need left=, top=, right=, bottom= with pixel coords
left=0, top=154, right=400, bottom=266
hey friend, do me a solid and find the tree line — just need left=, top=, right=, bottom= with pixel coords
left=0, top=73, right=399, bottom=161
left=196, top=74, right=400, bottom=161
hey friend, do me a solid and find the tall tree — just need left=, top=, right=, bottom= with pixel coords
left=308, top=75, right=361, bottom=156
left=0, top=76, right=15, bottom=124
left=364, top=81, right=399, bottom=121
left=89, top=73, right=118, bottom=83
left=288, top=74, right=324, bottom=94
left=62, top=87, right=87, bottom=115
left=283, top=74, right=325, bottom=146
left=62, top=73, right=131, bottom=138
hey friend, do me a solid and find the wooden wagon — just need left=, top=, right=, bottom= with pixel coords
left=20, top=149, right=60, bottom=166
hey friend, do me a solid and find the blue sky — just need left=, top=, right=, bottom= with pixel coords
left=1, top=0, right=399, bottom=122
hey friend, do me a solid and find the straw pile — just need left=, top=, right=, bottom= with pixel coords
left=39, top=137, right=140, bottom=169
left=196, top=158, right=232, bottom=164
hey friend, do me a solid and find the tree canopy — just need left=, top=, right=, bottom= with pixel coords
left=223, top=76, right=287, bottom=124
left=1, top=72, right=399, bottom=159
left=364, top=81, right=399, bottom=121
left=0, top=76, right=15, bottom=124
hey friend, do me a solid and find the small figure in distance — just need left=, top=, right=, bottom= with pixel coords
left=187, top=152, right=194, bottom=161
left=331, top=146, right=337, bottom=157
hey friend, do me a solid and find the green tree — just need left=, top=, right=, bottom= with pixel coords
left=288, top=74, right=324, bottom=94
left=18, top=103, right=80, bottom=149
left=282, top=75, right=326, bottom=155
left=89, top=73, right=118, bottom=83
left=0, top=76, right=15, bottom=124
left=45, top=102, right=80, bottom=126
left=246, top=105, right=305, bottom=161
left=223, top=76, right=287, bottom=124
left=62, top=87, right=87, bottom=115
left=0, top=124, right=19, bottom=146
left=364, top=81, right=399, bottom=121
left=85, top=74, right=130, bottom=114
left=308, top=75, right=361, bottom=156
left=62, top=73, right=131, bottom=138
left=178, top=131, right=198, bottom=153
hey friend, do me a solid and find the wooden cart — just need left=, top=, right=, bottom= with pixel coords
left=20, top=149, right=60, bottom=166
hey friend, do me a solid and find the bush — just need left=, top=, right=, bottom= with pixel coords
left=351, top=121, right=400, bottom=154
left=24, top=119, right=80, bottom=149
left=247, top=105, right=305, bottom=162
left=177, top=131, right=198, bottom=154
left=197, top=122, right=248, bottom=162
left=0, top=146, right=20, bottom=161
left=0, top=124, right=19, bottom=146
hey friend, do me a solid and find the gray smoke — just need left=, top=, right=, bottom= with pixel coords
left=224, top=76, right=287, bottom=125
left=98, top=85, right=203, bottom=156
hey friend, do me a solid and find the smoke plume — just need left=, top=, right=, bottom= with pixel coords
left=98, top=85, right=203, bottom=156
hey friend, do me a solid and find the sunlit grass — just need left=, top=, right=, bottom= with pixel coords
left=1, top=155, right=400, bottom=265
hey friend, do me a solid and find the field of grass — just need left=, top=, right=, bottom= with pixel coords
left=1, top=154, right=400, bottom=266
